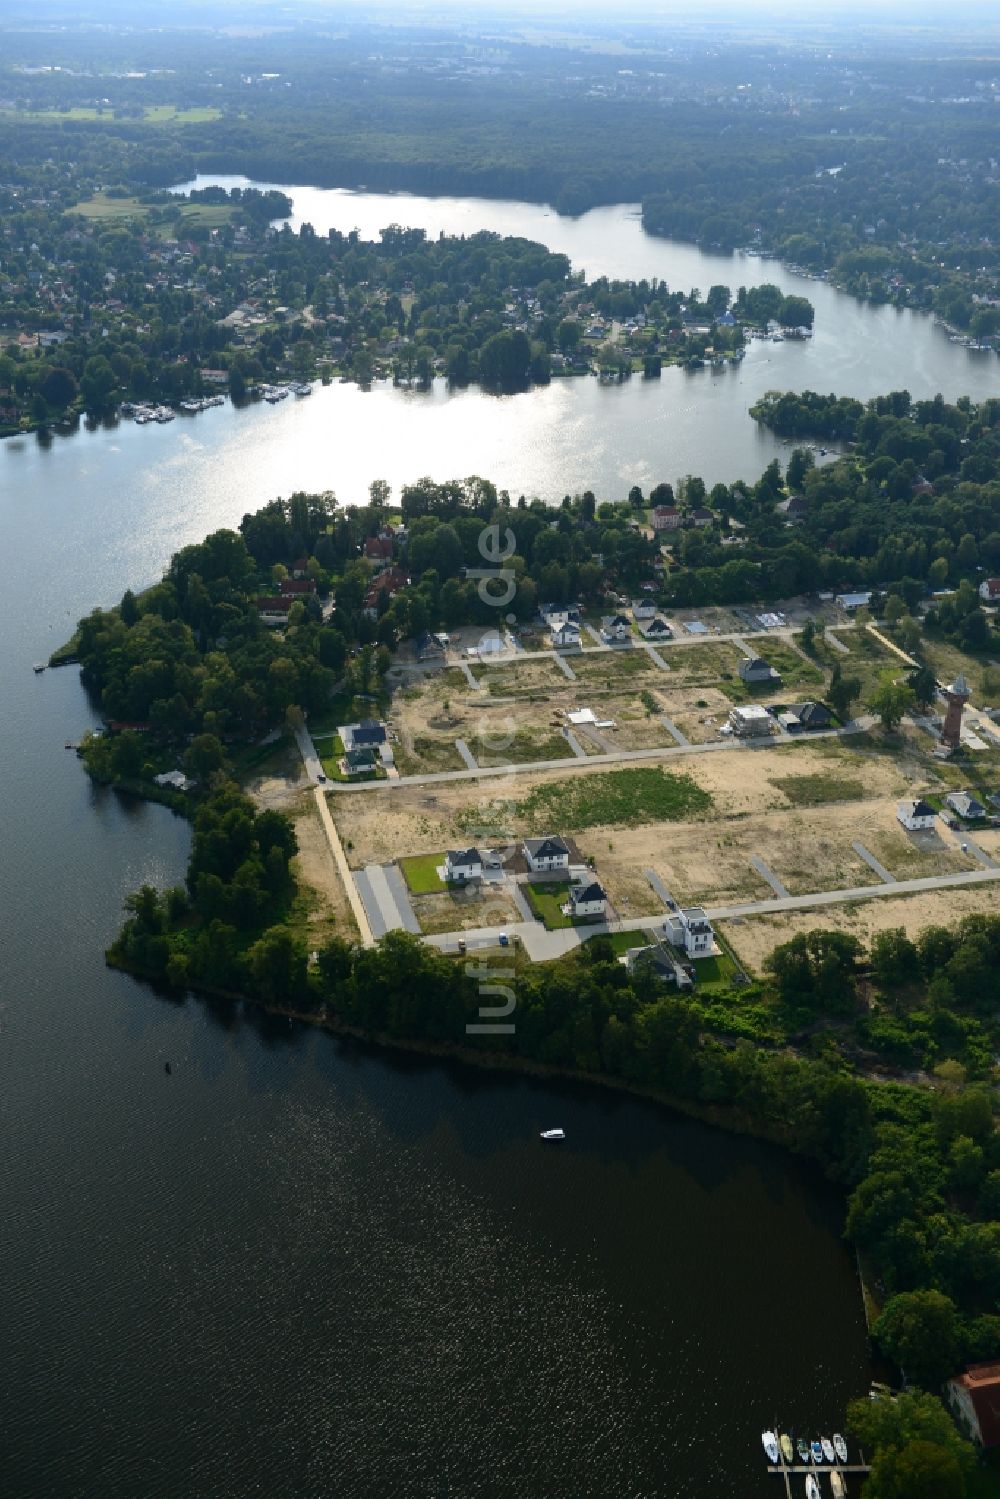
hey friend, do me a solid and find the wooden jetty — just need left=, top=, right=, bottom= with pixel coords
left=766, top=1462, right=871, bottom=1496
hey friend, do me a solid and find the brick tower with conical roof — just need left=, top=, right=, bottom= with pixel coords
left=941, top=673, right=971, bottom=751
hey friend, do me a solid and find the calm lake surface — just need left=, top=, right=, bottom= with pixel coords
left=0, top=182, right=897, bottom=1499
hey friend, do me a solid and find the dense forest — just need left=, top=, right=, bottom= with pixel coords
left=1, top=12, right=996, bottom=333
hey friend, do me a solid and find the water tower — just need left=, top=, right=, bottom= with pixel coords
left=940, top=673, right=971, bottom=751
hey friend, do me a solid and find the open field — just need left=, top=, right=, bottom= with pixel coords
left=327, top=736, right=937, bottom=868
left=67, top=192, right=235, bottom=231
left=10, top=105, right=221, bottom=124
left=290, top=795, right=359, bottom=942
left=817, top=627, right=900, bottom=701
left=411, top=885, right=521, bottom=935
left=471, top=728, right=576, bottom=767
left=721, top=883, right=1000, bottom=975
left=476, top=659, right=567, bottom=696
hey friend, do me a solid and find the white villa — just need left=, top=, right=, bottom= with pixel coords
left=897, top=798, right=937, bottom=831
left=663, top=906, right=715, bottom=958
left=444, top=848, right=483, bottom=883
left=523, top=836, right=570, bottom=872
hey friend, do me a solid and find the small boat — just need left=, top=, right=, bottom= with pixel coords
left=164, top=1061, right=172, bottom=1075
left=810, top=1440, right=824, bottom=1464
left=32, top=662, right=45, bottom=673
left=832, top=1434, right=847, bottom=1464
left=805, top=1477, right=821, bottom=1499
left=830, top=1473, right=846, bottom=1498
left=821, top=1438, right=835, bottom=1464
left=780, top=1433, right=794, bottom=1465
left=761, top=1431, right=779, bottom=1464
left=540, top=1128, right=565, bottom=1140
left=796, top=1438, right=811, bottom=1464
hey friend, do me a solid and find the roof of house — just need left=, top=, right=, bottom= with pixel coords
left=952, top=1363, right=1000, bottom=1446
left=344, top=746, right=377, bottom=770
left=689, top=507, right=714, bottom=522
left=351, top=719, right=387, bottom=745
left=524, top=836, right=570, bottom=859
left=364, top=535, right=394, bottom=560
left=571, top=880, right=606, bottom=905
left=646, top=617, right=671, bottom=633
left=795, top=701, right=831, bottom=725
left=900, top=798, right=936, bottom=819
left=947, top=791, right=985, bottom=816
left=982, top=578, right=1000, bottom=598
left=280, top=577, right=316, bottom=594
left=742, top=656, right=775, bottom=673
left=447, top=847, right=482, bottom=866
left=256, top=595, right=293, bottom=612
left=731, top=703, right=772, bottom=721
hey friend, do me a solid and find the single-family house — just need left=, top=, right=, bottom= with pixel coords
left=445, top=848, right=483, bottom=884
left=364, top=534, right=395, bottom=567
left=154, top=769, right=193, bottom=792
left=551, top=621, right=581, bottom=649
left=946, top=790, right=987, bottom=821
left=728, top=704, right=774, bottom=738
left=897, top=798, right=936, bottom=831
left=363, top=565, right=409, bottom=617
left=788, top=701, right=832, bottom=731
left=836, top=591, right=872, bottom=612
left=663, top=906, right=715, bottom=958
left=626, top=942, right=691, bottom=987
left=644, top=617, right=672, bottom=640
left=601, top=614, right=632, bottom=643
left=523, top=836, right=570, bottom=873
left=946, top=1363, right=1000, bottom=1447
left=341, top=719, right=387, bottom=753
left=342, top=746, right=378, bottom=777
left=632, top=600, right=657, bottom=621
left=256, top=595, right=293, bottom=624
left=291, top=557, right=310, bottom=579
left=688, top=507, right=715, bottom=528
left=739, top=657, right=781, bottom=686
left=280, top=577, right=317, bottom=596
left=567, top=880, right=607, bottom=921
left=415, top=630, right=446, bottom=661
left=979, top=579, right=1000, bottom=603
left=651, top=505, right=682, bottom=532
left=783, top=494, right=810, bottom=523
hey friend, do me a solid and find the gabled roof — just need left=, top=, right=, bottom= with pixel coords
left=795, top=701, right=831, bottom=725
left=900, top=798, right=936, bottom=819
left=446, top=847, right=482, bottom=866
left=571, top=880, right=606, bottom=905
left=524, top=836, right=570, bottom=859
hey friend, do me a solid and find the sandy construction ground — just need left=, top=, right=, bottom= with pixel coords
left=412, top=885, right=523, bottom=935
left=291, top=794, right=360, bottom=942
left=722, top=883, right=1000, bottom=974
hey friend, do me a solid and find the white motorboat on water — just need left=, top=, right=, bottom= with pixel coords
left=761, top=1431, right=779, bottom=1464
left=830, top=1472, right=846, bottom=1499
left=832, top=1434, right=847, bottom=1464
left=805, top=1476, right=821, bottom=1499
left=821, top=1438, right=835, bottom=1464
left=540, top=1128, right=565, bottom=1140
left=810, top=1440, right=824, bottom=1464
left=796, top=1437, right=811, bottom=1464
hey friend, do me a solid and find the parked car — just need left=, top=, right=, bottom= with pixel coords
left=498, top=932, right=510, bottom=947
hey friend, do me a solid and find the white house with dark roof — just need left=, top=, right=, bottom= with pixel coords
left=643, top=616, right=672, bottom=640
left=663, top=906, right=715, bottom=958
left=601, top=614, right=632, bottom=643
left=523, top=836, right=570, bottom=872
left=897, top=798, right=937, bottom=831
left=551, top=620, right=581, bottom=649
left=946, top=790, right=987, bottom=821
left=444, top=848, right=483, bottom=883
left=739, top=656, right=781, bottom=686
left=567, top=879, right=607, bottom=921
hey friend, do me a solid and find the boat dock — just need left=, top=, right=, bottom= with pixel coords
left=766, top=1462, right=870, bottom=1496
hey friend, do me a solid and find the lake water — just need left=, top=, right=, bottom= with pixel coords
left=0, top=180, right=891, bottom=1498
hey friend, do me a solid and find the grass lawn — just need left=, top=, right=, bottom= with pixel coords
left=472, top=730, right=574, bottom=767
left=772, top=772, right=867, bottom=806
left=7, top=104, right=221, bottom=124
left=400, top=853, right=448, bottom=894
left=572, top=650, right=657, bottom=684
left=497, top=766, right=713, bottom=834
left=820, top=628, right=898, bottom=702
left=525, top=881, right=573, bottom=929
left=721, top=640, right=826, bottom=703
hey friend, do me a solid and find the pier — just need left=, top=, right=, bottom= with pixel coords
left=766, top=1462, right=871, bottom=1496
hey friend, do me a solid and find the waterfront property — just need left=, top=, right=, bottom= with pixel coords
left=946, top=1362, right=1000, bottom=1447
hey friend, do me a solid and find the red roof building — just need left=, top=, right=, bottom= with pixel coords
left=364, top=535, right=395, bottom=564
left=256, top=595, right=293, bottom=613
left=651, top=505, right=682, bottom=531
left=947, top=1363, right=1000, bottom=1446
left=363, top=566, right=409, bottom=614
left=279, top=577, right=316, bottom=595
